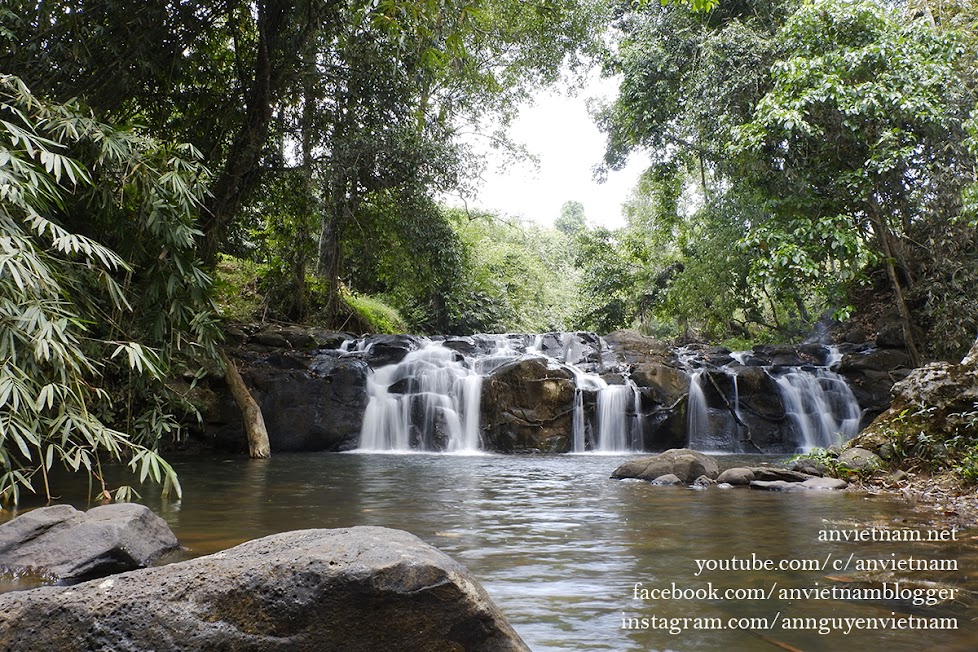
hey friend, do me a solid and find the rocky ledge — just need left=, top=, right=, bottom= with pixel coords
left=611, top=449, right=849, bottom=492
left=0, top=526, right=528, bottom=652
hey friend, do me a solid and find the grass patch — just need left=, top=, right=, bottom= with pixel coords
left=342, top=292, right=408, bottom=334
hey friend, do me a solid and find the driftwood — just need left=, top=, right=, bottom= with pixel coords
left=220, top=350, right=271, bottom=459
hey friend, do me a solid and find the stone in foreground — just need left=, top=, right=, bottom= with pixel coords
left=0, top=526, right=529, bottom=652
left=611, top=448, right=720, bottom=484
left=0, top=503, right=178, bottom=581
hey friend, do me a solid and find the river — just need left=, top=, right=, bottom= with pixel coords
left=63, top=451, right=968, bottom=651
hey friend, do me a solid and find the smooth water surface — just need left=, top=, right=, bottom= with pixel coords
left=7, top=453, right=977, bottom=651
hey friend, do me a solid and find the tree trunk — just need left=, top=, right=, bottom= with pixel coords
left=963, top=335, right=978, bottom=366
left=317, top=203, right=344, bottom=324
left=201, top=0, right=291, bottom=263
left=221, top=351, right=271, bottom=459
left=868, top=203, right=922, bottom=368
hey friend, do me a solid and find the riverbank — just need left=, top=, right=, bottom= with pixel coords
left=849, top=471, right=978, bottom=531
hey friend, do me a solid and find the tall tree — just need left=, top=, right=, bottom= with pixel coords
left=733, top=0, right=976, bottom=364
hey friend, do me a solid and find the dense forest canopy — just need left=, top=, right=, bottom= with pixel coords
left=1, top=0, right=977, bottom=500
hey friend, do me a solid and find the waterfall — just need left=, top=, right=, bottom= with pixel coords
left=686, top=370, right=712, bottom=450
left=678, top=345, right=862, bottom=453
left=359, top=342, right=482, bottom=453
left=596, top=384, right=631, bottom=452
left=571, top=388, right=586, bottom=452
left=352, top=334, right=863, bottom=455
left=773, top=369, right=861, bottom=451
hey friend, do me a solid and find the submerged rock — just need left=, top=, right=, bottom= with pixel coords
left=0, top=504, right=178, bottom=582
left=749, top=477, right=848, bottom=492
left=0, top=526, right=528, bottom=652
left=611, top=448, right=720, bottom=484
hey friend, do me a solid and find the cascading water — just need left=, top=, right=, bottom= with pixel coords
left=773, top=370, right=861, bottom=451
left=677, top=345, right=863, bottom=453
left=355, top=333, right=641, bottom=454
left=351, top=334, right=863, bottom=455
left=685, top=369, right=712, bottom=450
left=359, top=343, right=483, bottom=452
left=595, top=383, right=634, bottom=452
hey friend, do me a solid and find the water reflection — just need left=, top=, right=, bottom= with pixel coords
left=3, top=453, right=975, bottom=651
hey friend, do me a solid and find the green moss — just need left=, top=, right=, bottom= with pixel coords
left=341, top=292, right=408, bottom=334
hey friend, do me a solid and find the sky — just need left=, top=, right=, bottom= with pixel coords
left=451, top=74, right=651, bottom=230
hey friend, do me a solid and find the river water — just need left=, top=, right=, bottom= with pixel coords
left=52, top=452, right=963, bottom=651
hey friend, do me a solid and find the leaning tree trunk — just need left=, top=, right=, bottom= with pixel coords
left=221, top=351, right=271, bottom=459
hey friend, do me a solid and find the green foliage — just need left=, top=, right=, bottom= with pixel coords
left=555, top=201, right=588, bottom=236
left=598, top=0, right=978, bottom=351
left=732, top=0, right=976, bottom=354
left=0, top=75, right=219, bottom=504
left=213, top=255, right=268, bottom=323
left=860, top=402, right=978, bottom=483
left=341, top=292, right=409, bottom=334
left=446, top=209, right=580, bottom=334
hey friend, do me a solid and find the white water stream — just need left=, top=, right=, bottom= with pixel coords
left=356, top=335, right=863, bottom=454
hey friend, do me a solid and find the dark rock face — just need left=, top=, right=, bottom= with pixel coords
left=0, top=527, right=528, bottom=652
left=603, top=330, right=672, bottom=364
left=610, top=449, right=720, bottom=483
left=0, top=504, right=178, bottom=582
left=205, top=353, right=369, bottom=453
left=480, top=358, right=576, bottom=453
left=198, top=326, right=913, bottom=455
left=851, top=352, right=978, bottom=457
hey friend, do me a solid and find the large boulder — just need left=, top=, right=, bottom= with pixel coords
left=0, top=526, right=528, bottom=652
left=603, top=330, right=672, bottom=365
left=850, top=353, right=978, bottom=458
left=0, top=504, right=178, bottom=582
left=480, top=358, right=576, bottom=453
left=611, top=448, right=720, bottom=484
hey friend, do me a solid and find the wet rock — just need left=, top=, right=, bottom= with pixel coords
left=716, top=467, right=756, bottom=486
left=629, top=363, right=688, bottom=405
left=206, top=356, right=369, bottom=452
left=801, top=477, right=848, bottom=490
left=603, top=330, right=672, bottom=365
left=0, top=504, right=178, bottom=582
left=790, top=460, right=825, bottom=477
left=752, top=344, right=802, bottom=367
left=749, top=480, right=807, bottom=492
left=442, top=336, right=476, bottom=355
left=749, top=477, right=848, bottom=492
left=837, top=447, right=882, bottom=471
left=651, top=474, right=684, bottom=486
left=0, top=527, right=528, bottom=652
left=480, top=358, right=576, bottom=453
left=362, top=334, right=420, bottom=367
left=611, top=449, right=720, bottom=484
left=749, top=468, right=815, bottom=483
left=693, top=475, right=716, bottom=487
